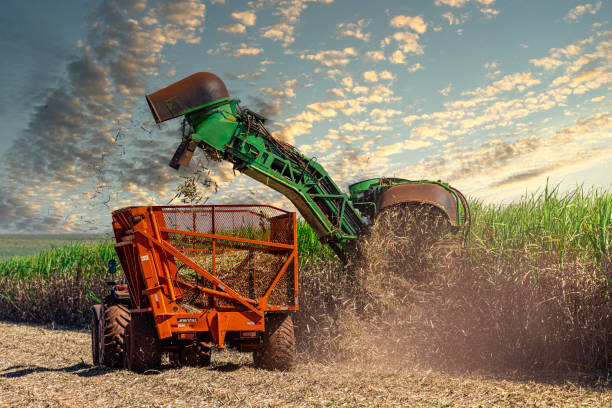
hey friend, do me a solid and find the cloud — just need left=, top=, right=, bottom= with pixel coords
left=564, top=2, right=602, bottom=22
left=486, top=70, right=501, bottom=79
left=363, top=35, right=609, bottom=200
left=366, top=50, right=385, bottom=61
left=438, top=135, right=544, bottom=181
left=1, top=0, right=209, bottom=231
left=379, top=70, right=396, bottom=80
left=261, top=23, right=295, bottom=46
left=373, top=139, right=431, bottom=157
left=4, top=1, right=610, bottom=233
left=408, top=63, right=423, bottom=72
left=338, top=121, right=391, bottom=133
left=551, top=112, right=611, bottom=143
left=226, top=70, right=266, bottom=80
left=530, top=56, right=564, bottom=70
left=530, top=40, right=587, bottom=70
left=314, top=139, right=333, bottom=152
left=260, top=78, right=299, bottom=99
left=231, top=10, right=256, bottom=26
left=341, top=75, right=353, bottom=89
left=0, top=187, right=67, bottom=232
left=231, top=44, right=264, bottom=57
left=274, top=110, right=322, bottom=145
left=479, top=7, right=499, bottom=17
left=260, top=0, right=334, bottom=47
left=327, top=88, right=345, bottom=98
left=411, top=123, right=449, bottom=141
left=389, top=50, right=406, bottom=64
left=464, top=72, right=541, bottom=97
left=363, top=70, right=378, bottom=82
left=337, top=19, right=371, bottom=41
left=248, top=96, right=283, bottom=118
left=441, top=12, right=465, bottom=25
left=397, top=35, right=610, bottom=160
left=435, top=0, right=469, bottom=7
left=488, top=165, right=558, bottom=188
left=403, top=107, right=610, bottom=199
left=114, top=151, right=178, bottom=195
left=273, top=82, right=398, bottom=147
left=547, top=37, right=610, bottom=95
left=219, top=23, right=246, bottom=34
left=390, top=15, right=427, bottom=34
left=392, top=31, right=424, bottom=54
left=439, top=84, right=452, bottom=96
left=300, top=47, right=357, bottom=66
left=149, top=0, right=206, bottom=26
left=369, top=108, right=402, bottom=124
left=551, top=43, right=583, bottom=58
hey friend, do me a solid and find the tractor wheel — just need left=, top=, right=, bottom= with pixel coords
left=90, top=304, right=102, bottom=366
left=253, top=313, right=295, bottom=371
left=175, top=341, right=212, bottom=367
left=123, top=314, right=162, bottom=373
left=100, top=297, right=130, bottom=368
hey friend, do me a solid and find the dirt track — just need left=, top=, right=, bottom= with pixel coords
left=0, top=321, right=610, bottom=407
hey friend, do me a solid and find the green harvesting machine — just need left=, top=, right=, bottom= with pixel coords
left=146, top=72, right=470, bottom=261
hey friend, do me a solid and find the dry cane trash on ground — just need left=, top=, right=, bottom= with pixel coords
left=0, top=321, right=610, bottom=408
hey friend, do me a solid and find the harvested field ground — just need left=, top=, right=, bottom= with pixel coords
left=1, top=322, right=611, bottom=407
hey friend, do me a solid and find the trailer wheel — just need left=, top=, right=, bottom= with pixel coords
left=124, top=314, right=162, bottom=373
left=101, top=297, right=130, bottom=368
left=175, top=341, right=212, bottom=367
left=254, top=313, right=295, bottom=371
left=90, top=304, right=102, bottom=366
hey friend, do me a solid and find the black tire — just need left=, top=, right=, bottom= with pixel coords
left=90, top=305, right=102, bottom=366
left=175, top=341, right=212, bottom=367
left=101, top=297, right=130, bottom=368
left=124, top=314, right=162, bottom=373
left=253, top=313, right=295, bottom=371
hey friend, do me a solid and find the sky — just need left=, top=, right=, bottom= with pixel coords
left=0, top=0, right=610, bottom=233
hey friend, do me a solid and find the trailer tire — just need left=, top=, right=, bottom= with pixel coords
left=124, top=314, right=162, bottom=373
left=254, top=313, right=295, bottom=371
left=101, top=297, right=130, bottom=368
left=176, top=341, right=212, bottom=367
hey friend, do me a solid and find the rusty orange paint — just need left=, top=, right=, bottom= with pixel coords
left=111, top=205, right=299, bottom=348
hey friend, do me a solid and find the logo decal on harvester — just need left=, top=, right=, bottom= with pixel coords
left=177, top=318, right=198, bottom=323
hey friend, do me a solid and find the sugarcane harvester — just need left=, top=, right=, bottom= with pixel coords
left=145, top=72, right=471, bottom=261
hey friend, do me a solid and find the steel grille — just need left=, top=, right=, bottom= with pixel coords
left=156, top=205, right=295, bottom=309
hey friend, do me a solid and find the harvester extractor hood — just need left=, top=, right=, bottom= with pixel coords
left=145, top=72, right=230, bottom=123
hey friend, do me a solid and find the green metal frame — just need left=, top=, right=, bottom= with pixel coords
left=174, top=99, right=469, bottom=260
left=185, top=100, right=363, bottom=260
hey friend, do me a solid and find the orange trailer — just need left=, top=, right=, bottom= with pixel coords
left=90, top=204, right=298, bottom=372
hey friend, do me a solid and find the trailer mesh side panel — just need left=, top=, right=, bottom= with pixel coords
left=157, top=206, right=295, bottom=309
